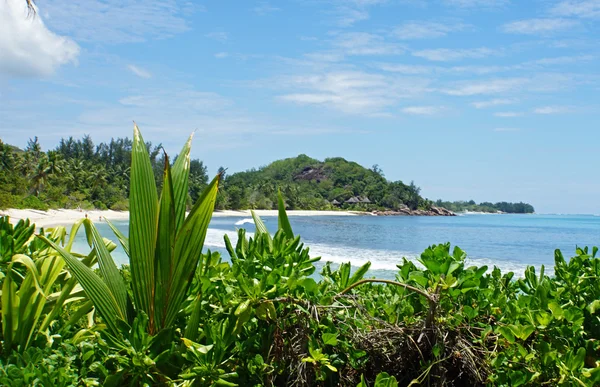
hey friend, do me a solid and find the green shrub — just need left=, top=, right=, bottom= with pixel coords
left=0, top=193, right=21, bottom=210
left=110, top=200, right=129, bottom=211
left=19, top=196, right=49, bottom=211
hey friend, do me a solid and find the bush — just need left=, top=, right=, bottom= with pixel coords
left=110, top=200, right=129, bottom=211
left=0, top=193, right=21, bottom=210
left=19, top=196, right=49, bottom=211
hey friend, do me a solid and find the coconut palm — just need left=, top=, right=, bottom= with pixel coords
left=41, top=124, right=221, bottom=339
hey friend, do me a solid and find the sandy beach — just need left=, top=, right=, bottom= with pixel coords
left=0, top=208, right=358, bottom=228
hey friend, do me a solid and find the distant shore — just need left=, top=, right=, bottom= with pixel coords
left=0, top=208, right=360, bottom=228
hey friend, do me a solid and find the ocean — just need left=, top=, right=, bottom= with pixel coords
left=76, top=214, right=600, bottom=279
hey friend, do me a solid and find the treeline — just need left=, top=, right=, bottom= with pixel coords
left=0, top=136, right=208, bottom=211
left=434, top=199, right=535, bottom=214
left=1, top=135, right=535, bottom=214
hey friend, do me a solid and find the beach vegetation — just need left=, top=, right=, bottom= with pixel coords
left=0, top=126, right=591, bottom=386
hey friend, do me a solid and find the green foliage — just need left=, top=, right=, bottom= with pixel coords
left=221, top=155, right=428, bottom=211
left=0, top=133, right=594, bottom=386
left=434, top=199, right=535, bottom=214
left=0, top=134, right=208, bottom=211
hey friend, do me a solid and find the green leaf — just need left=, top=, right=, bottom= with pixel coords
left=349, top=262, right=371, bottom=286
left=498, top=326, right=515, bottom=344
left=163, top=174, right=220, bottom=330
left=38, top=235, right=126, bottom=338
left=83, top=219, right=129, bottom=323
left=588, top=300, right=600, bottom=314
left=322, top=333, right=338, bottom=346
left=105, top=218, right=130, bottom=257
left=171, top=133, right=194, bottom=233
left=374, top=372, right=398, bottom=387
left=129, top=123, right=159, bottom=332
left=277, top=189, right=294, bottom=239
left=549, top=301, right=564, bottom=319
left=154, top=153, right=176, bottom=329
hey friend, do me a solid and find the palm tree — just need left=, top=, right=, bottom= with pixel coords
left=30, top=156, right=51, bottom=196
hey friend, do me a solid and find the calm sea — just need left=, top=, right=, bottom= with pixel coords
left=74, top=214, right=600, bottom=279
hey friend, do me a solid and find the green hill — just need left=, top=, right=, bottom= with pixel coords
left=218, top=154, right=428, bottom=211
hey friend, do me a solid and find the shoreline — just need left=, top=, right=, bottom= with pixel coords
left=0, top=208, right=360, bottom=228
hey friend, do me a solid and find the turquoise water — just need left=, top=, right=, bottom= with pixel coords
left=73, top=214, right=600, bottom=278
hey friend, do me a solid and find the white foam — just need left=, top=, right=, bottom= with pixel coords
left=234, top=218, right=255, bottom=226
left=203, top=228, right=537, bottom=276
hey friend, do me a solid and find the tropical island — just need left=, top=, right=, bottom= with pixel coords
left=0, top=136, right=534, bottom=216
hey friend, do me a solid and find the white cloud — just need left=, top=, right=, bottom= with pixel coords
left=254, top=2, right=281, bottom=15
left=412, top=47, right=495, bottom=61
left=205, top=32, right=228, bottom=42
left=533, top=106, right=573, bottom=114
left=493, top=127, right=520, bottom=132
left=0, top=0, right=79, bottom=78
left=494, top=111, right=523, bottom=117
left=377, top=64, right=433, bottom=74
left=501, top=18, right=578, bottom=35
left=444, top=78, right=527, bottom=96
left=472, top=98, right=517, bottom=108
left=528, top=55, right=595, bottom=66
left=329, top=0, right=387, bottom=27
left=332, top=32, right=404, bottom=55
left=393, top=21, right=467, bottom=39
left=402, top=106, right=446, bottom=115
left=119, top=90, right=232, bottom=111
left=550, top=0, right=600, bottom=18
left=332, top=6, right=369, bottom=26
left=42, top=0, right=193, bottom=43
left=214, top=52, right=229, bottom=59
left=444, top=0, right=508, bottom=7
left=127, top=65, right=152, bottom=79
left=277, top=70, right=430, bottom=115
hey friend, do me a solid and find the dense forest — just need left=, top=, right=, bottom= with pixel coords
left=0, top=136, right=534, bottom=214
left=0, top=136, right=209, bottom=211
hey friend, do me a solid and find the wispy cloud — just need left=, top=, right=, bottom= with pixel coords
left=443, top=78, right=527, bottom=96
left=205, top=32, right=228, bottom=42
left=494, top=111, right=523, bottom=117
left=550, top=0, right=600, bottom=18
left=412, top=47, right=496, bottom=62
left=501, top=18, right=578, bottom=35
left=0, top=0, right=79, bottom=77
left=329, top=0, right=387, bottom=27
left=127, top=65, right=151, bottom=79
left=527, top=55, right=595, bottom=66
left=377, top=63, right=433, bottom=74
left=402, top=105, right=446, bottom=115
left=443, top=0, right=508, bottom=7
left=472, top=99, right=517, bottom=109
left=42, top=0, right=193, bottom=43
left=277, top=70, right=430, bottom=115
left=118, top=90, right=232, bottom=111
left=393, top=21, right=468, bottom=39
left=253, top=1, right=281, bottom=15
left=533, top=105, right=573, bottom=114
left=332, top=32, right=404, bottom=55
left=214, top=52, right=229, bottom=59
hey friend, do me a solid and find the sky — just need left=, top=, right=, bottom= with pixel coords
left=1, top=0, right=599, bottom=214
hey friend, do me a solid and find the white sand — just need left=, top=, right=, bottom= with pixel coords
left=0, top=209, right=129, bottom=228
left=0, top=208, right=358, bottom=228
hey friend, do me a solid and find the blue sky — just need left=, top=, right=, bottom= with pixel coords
left=1, top=0, right=599, bottom=213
